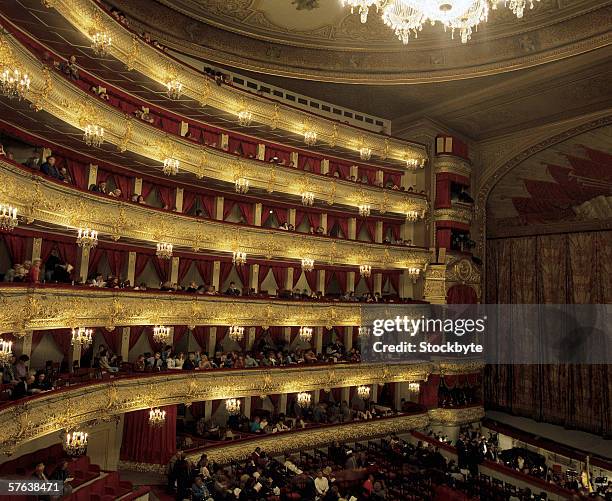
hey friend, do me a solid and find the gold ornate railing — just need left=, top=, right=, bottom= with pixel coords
left=0, top=33, right=428, bottom=217
left=0, top=160, right=430, bottom=269
left=39, top=0, right=427, bottom=167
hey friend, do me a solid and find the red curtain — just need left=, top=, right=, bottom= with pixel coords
left=156, top=185, right=175, bottom=209
left=419, top=375, right=440, bottom=409
left=383, top=222, right=401, bottom=241
left=305, top=269, right=317, bottom=292
left=298, top=154, right=321, bottom=174
left=357, top=219, right=376, bottom=241
left=328, top=215, right=349, bottom=239
left=107, top=249, right=127, bottom=278
left=265, top=145, right=291, bottom=164
left=134, top=254, right=151, bottom=284
left=383, top=271, right=401, bottom=294
left=229, top=136, right=257, bottom=157
left=151, top=257, right=170, bottom=283
left=128, top=327, right=144, bottom=351
left=446, top=284, right=478, bottom=304
left=335, top=269, right=347, bottom=293
left=195, top=259, right=213, bottom=285
left=262, top=205, right=288, bottom=226
left=234, top=264, right=250, bottom=289
left=88, top=247, right=104, bottom=277
left=2, top=234, right=27, bottom=263
left=160, top=117, right=180, bottom=135
left=238, top=202, right=254, bottom=225
left=182, top=190, right=198, bottom=213
left=357, top=273, right=373, bottom=293
left=258, top=264, right=271, bottom=289
left=383, top=170, right=401, bottom=187
left=219, top=261, right=233, bottom=289
left=329, top=160, right=350, bottom=179
left=271, top=265, right=288, bottom=291
left=140, top=181, right=155, bottom=201
left=192, top=327, right=208, bottom=351
left=436, top=227, right=452, bottom=249
left=173, top=326, right=188, bottom=346
left=101, top=329, right=121, bottom=354
left=50, top=329, right=72, bottom=359
left=120, top=405, right=177, bottom=464
left=295, top=209, right=320, bottom=230
left=178, top=257, right=193, bottom=284
left=358, top=165, right=377, bottom=185
left=65, top=159, right=88, bottom=190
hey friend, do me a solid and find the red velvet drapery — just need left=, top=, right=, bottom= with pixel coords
left=298, top=153, right=321, bottom=173
left=446, top=284, right=478, bottom=304
left=1, top=233, right=27, bottom=263
left=265, top=145, right=291, bottom=164
left=192, top=327, right=209, bottom=351
left=328, top=215, right=349, bottom=239
left=419, top=374, right=440, bottom=409
left=120, top=405, right=177, bottom=464
left=195, top=259, right=214, bottom=285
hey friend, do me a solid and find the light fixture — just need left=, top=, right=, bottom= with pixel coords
left=1, top=67, right=30, bottom=100
left=359, top=264, right=372, bottom=278
left=301, top=191, right=315, bottom=206
left=225, top=398, right=241, bottom=414
left=0, top=338, right=13, bottom=365
left=304, top=130, right=317, bottom=146
left=156, top=242, right=173, bottom=259
left=406, top=210, right=420, bottom=222
left=148, top=407, right=166, bottom=427
left=83, top=124, right=104, bottom=147
left=237, top=109, right=253, bottom=127
left=0, top=204, right=18, bottom=231
left=91, top=31, right=112, bottom=56
left=298, top=326, right=313, bottom=342
left=301, top=258, right=314, bottom=272
left=359, top=204, right=371, bottom=217
left=342, top=0, right=539, bottom=45
left=358, top=327, right=371, bottom=338
left=359, top=147, right=372, bottom=161
left=166, top=79, right=183, bottom=100
left=229, top=326, right=244, bottom=342
left=232, top=251, right=247, bottom=266
left=71, top=327, right=93, bottom=348
left=153, top=325, right=171, bottom=344
left=162, top=158, right=179, bottom=176
left=296, top=392, right=312, bottom=408
left=408, top=381, right=421, bottom=392
left=235, top=177, right=249, bottom=194
left=64, top=431, right=88, bottom=456
left=405, top=157, right=423, bottom=170
left=77, top=227, right=98, bottom=248
left=357, top=385, right=371, bottom=399
left=408, top=267, right=421, bottom=282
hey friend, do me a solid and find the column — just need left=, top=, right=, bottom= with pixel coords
left=120, top=327, right=130, bottom=362
left=204, top=401, right=213, bottom=420
left=207, top=327, right=217, bottom=357
left=374, top=273, right=382, bottom=295
left=32, top=238, right=42, bottom=262
left=401, top=220, right=415, bottom=245
left=316, top=269, right=325, bottom=295
left=347, top=271, right=355, bottom=293
left=320, top=159, right=329, bottom=175
left=256, top=144, right=265, bottom=161
left=279, top=394, right=288, bottom=415
left=21, top=331, right=33, bottom=359
left=350, top=164, right=358, bottom=179
left=341, top=387, right=350, bottom=405
left=320, top=213, right=328, bottom=234
left=180, top=121, right=189, bottom=137
left=283, top=327, right=291, bottom=345
left=175, top=188, right=184, bottom=212
left=246, top=327, right=256, bottom=350
left=170, top=257, right=179, bottom=284
left=214, top=196, right=224, bottom=221
left=313, top=390, right=320, bottom=406
left=127, top=252, right=136, bottom=286
left=290, top=151, right=298, bottom=167
left=348, top=218, right=356, bottom=240
left=394, top=383, right=402, bottom=411
left=285, top=267, right=294, bottom=291
left=254, top=203, right=263, bottom=226
left=375, top=170, right=384, bottom=186
left=314, top=327, right=323, bottom=354
left=69, top=342, right=82, bottom=373
left=375, top=221, right=383, bottom=243
left=212, top=261, right=221, bottom=292
left=87, top=164, right=98, bottom=188
left=133, top=177, right=143, bottom=196
left=371, top=383, right=379, bottom=403
left=78, top=246, right=90, bottom=283
left=220, top=133, right=229, bottom=151
left=345, top=327, right=353, bottom=352
left=288, top=208, right=296, bottom=227
left=243, top=396, right=252, bottom=419
left=250, top=264, right=259, bottom=292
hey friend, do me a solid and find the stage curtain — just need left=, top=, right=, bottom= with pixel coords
left=485, top=231, right=612, bottom=436
left=120, top=405, right=177, bottom=464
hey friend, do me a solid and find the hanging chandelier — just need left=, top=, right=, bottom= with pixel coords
left=407, top=267, right=421, bottom=282
left=298, top=326, right=313, bottom=342
left=359, top=264, right=372, bottom=278
left=0, top=338, right=13, bottom=365
left=225, top=398, right=241, bottom=415
left=156, top=242, right=173, bottom=259
left=162, top=158, right=179, bottom=176
left=237, top=109, right=253, bottom=127
left=228, top=325, right=244, bottom=342
left=405, top=157, right=423, bottom=170
left=358, top=326, right=371, bottom=338
left=409, top=381, right=421, bottom=392
left=301, top=258, right=314, bottom=272
left=296, top=392, right=312, bottom=408
left=406, top=210, right=420, bottom=222
left=341, top=0, right=539, bottom=44
left=301, top=191, right=315, bottom=206
left=71, top=327, right=93, bottom=347
left=83, top=124, right=104, bottom=147
left=359, top=146, right=372, bottom=161
left=149, top=407, right=166, bottom=427
left=359, top=204, right=371, bottom=217
left=235, top=177, right=249, bottom=194
left=232, top=251, right=247, bottom=266
left=166, top=79, right=183, bottom=100
left=1, top=67, right=30, bottom=100
left=64, top=431, right=88, bottom=457
left=0, top=204, right=18, bottom=231
left=357, top=385, right=371, bottom=399
left=304, top=130, right=317, bottom=146
left=77, top=227, right=98, bottom=248
left=91, top=31, right=112, bottom=56
left=153, top=325, right=171, bottom=344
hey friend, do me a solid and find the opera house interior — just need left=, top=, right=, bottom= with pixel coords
left=0, top=0, right=610, bottom=499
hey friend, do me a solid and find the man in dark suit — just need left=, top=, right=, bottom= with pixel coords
left=40, top=156, right=61, bottom=179
left=225, top=281, right=240, bottom=296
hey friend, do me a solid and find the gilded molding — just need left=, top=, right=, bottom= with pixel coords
left=434, top=206, right=473, bottom=225
left=427, top=406, right=485, bottom=426
left=2, top=32, right=427, bottom=217
left=0, top=160, right=430, bottom=269
left=423, top=256, right=482, bottom=304
left=433, top=156, right=472, bottom=178
left=0, top=363, right=434, bottom=453
left=40, top=0, right=428, bottom=165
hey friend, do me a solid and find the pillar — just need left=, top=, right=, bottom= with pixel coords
left=348, top=218, right=356, bottom=240
left=243, top=396, right=252, bottom=419
left=321, top=213, right=328, bottom=234
left=79, top=246, right=90, bottom=283
left=283, top=327, right=291, bottom=345
left=257, top=144, right=265, bottom=161
left=220, top=133, right=229, bottom=151
left=288, top=208, right=296, bottom=227
left=208, top=327, right=217, bottom=357
left=401, top=220, right=415, bottom=245
left=247, top=327, right=255, bottom=350
left=127, top=251, right=136, bottom=286
left=21, top=331, right=33, bottom=359
left=212, top=261, right=221, bottom=292
left=133, top=177, right=143, bottom=196
left=214, top=196, right=224, bottom=221
left=345, top=327, right=353, bottom=352
left=170, top=257, right=179, bottom=284
left=250, top=264, right=259, bottom=292
left=374, top=273, right=382, bottom=296
left=375, top=221, right=383, bottom=243
left=376, top=170, right=384, bottom=186
left=321, top=159, right=329, bottom=175
left=350, top=164, right=358, bottom=179
left=87, top=164, right=98, bottom=188
left=254, top=203, right=263, bottom=226
left=290, top=151, right=298, bottom=167
left=69, top=342, right=82, bottom=372
left=341, top=387, right=350, bottom=405
left=347, top=271, right=355, bottom=293
left=399, top=270, right=415, bottom=299
left=204, top=401, right=213, bottom=420
left=286, top=267, right=294, bottom=291
left=316, top=269, right=325, bottom=295
left=175, top=187, right=184, bottom=212
left=279, top=394, right=288, bottom=415
left=371, top=383, right=379, bottom=403
left=120, top=327, right=130, bottom=362
left=314, top=327, right=323, bottom=354
left=32, top=238, right=42, bottom=262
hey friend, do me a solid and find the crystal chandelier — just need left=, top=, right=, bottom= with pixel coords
left=304, top=130, right=317, bottom=146
left=0, top=338, right=13, bottom=365
left=0, top=204, right=18, bottom=231
left=406, top=210, right=420, bottom=222
left=409, top=381, right=421, bottom=392
left=225, top=398, right=241, bottom=414
left=232, top=251, right=247, bottom=266
left=64, top=431, right=88, bottom=457
left=162, top=158, right=179, bottom=176
left=405, top=157, right=423, bottom=169
left=153, top=325, right=171, bottom=344
left=237, top=109, right=253, bottom=127
left=357, top=385, right=371, bottom=399
left=77, top=227, right=98, bottom=248
left=235, top=177, right=249, bottom=194
left=359, top=147, right=372, bottom=161
left=408, top=267, right=421, bottom=282
left=228, top=325, right=244, bottom=342
left=358, top=326, right=371, bottom=338
left=91, top=31, right=112, bottom=56
left=359, top=204, right=371, bottom=217
left=71, top=327, right=93, bottom=347
left=301, top=191, right=315, bottom=206
left=359, top=264, right=372, bottom=277
left=298, top=326, right=313, bottom=342
left=156, top=242, right=173, bottom=259
left=301, top=258, right=314, bottom=272
left=296, top=392, right=312, bottom=408
left=149, top=407, right=166, bottom=427
left=1, top=67, right=30, bottom=100
left=83, top=124, right=104, bottom=147
left=166, top=79, right=183, bottom=100
left=342, top=0, right=539, bottom=44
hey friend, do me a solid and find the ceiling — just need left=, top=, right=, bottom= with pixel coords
left=486, top=125, right=612, bottom=236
